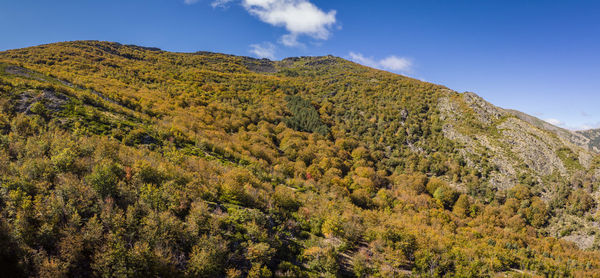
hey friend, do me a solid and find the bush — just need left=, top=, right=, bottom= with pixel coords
left=351, top=250, right=372, bottom=277
left=11, top=114, right=43, bottom=136
left=524, top=197, right=548, bottom=228
left=273, top=186, right=300, bottom=211
left=187, top=235, right=228, bottom=277
left=246, top=242, right=275, bottom=265
left=220, top=168, right=258, bottom=206
left=350, top=188, right=374, bottom=209
left=453, top=194, right=471, bottom=217
left=86, top=162, right=123, bottom=198
left=509, top=184, right=531, bottom=200
left=433, top=185, right=459, bottom=209
left=397, top=173, right=428, bottom=194
left=568, top=189, right=595, bottom=216
left=29, top=102, right=47, bottom=117
left=426, top=177, right=446, bottom=196
left=248, top=263, right=272, bottom=278
left=123, top=128, right=157, bottom=146
left=51, top=148, right=76, bottom=172
left=136, top=161, right=165, bottom=185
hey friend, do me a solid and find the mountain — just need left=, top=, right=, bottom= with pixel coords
left=0, top=41, right=599, bottom=277
left=577, top=128, right=600, bottom=152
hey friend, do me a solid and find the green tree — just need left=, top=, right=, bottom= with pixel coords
left=86, top=162, right=123, bottom=198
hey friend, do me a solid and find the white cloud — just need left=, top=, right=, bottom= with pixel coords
left=211, top=0, right=337, bottom=46
left=545, top=118, right=564, bottom=126
left=542, top=118, right=600, bottom=130
left=578, top=124, right=595, bottom=130
left=185, top=0, right=201, bottom=4
left=249, top=42, right=276, bottom=59
left=379, top=56, right=412, bottom=72
left=280, top=33, right=301, bottom=47
left=572, top=122, right=600, bottom=131
left=211, top=0, right=235, bottom=8
left=348, top=52, right=413, bottom=73
left=348, top=52, right=378, bottom=68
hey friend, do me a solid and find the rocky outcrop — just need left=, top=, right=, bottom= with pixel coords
left=438, top=92, right=593, bottom=190
left=498, top=118, right=566, bottom=177
left=462, top=92, right=507, bottom=124
left=578, top=128, right=600, bottom=152
left=16, top=89, right=69, bottom=114
left=507, top=109, right=595, bottom=153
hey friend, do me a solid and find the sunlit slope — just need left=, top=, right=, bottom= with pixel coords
left=0, top=40, right=599, bottom=277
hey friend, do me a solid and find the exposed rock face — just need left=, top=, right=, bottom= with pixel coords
left=462, top=92, right=507, bottom=124
left=507, top=109, right=595, bottom=152
left=563, top=234, right=595, bottom=250
left=16, top=89, right=68, bottom=114
left=242, top=57, right=277, bottom=73
left=438, top=92, right=591, bottom=190
left=498, top=118, right=566, bottom=177
left=5, top=65, right=34, bottom=78
left=578, top=128, right=600, bottom=152
left=439, top=94, right=516, bottom=189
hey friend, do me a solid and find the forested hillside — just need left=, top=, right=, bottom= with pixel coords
left=0, top=41, right=599, bottom=277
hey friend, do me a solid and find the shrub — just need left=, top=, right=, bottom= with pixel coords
left=51, top=148, right=76, bottom=172
left=395, top=173, right=428, bottom=194
left=187, top=235, right=228, bottom=277
left=123, top=128, right=157, bottom=146
left=350, top=188, right=374, bottom=209
left=525, top=197, right=549, bottom=228
left=453, top=194, right=471, bottom=217
left=248, top=263, right=272, bottom=278
left=433, top=185, right=459, bottom=209
left=426, top=177, right=446, bottom=196
left=568, top=189, right=595, bottom=216
left=273, top=186, right=300, bottom=211
left=86, top=162, right=123, bottom=198
left=136, top=161, right=164, bottom=185
left=29, top=102, right=47, bottom=116
left=220, top=168, right=258, bottom=206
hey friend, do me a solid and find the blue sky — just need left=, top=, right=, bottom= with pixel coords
left=1, top=0, right=599, bottom=130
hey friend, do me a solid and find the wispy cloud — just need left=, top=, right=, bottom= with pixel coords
left=211, top=0, right=234, bottom=8
left=545, top=118, right=564, bottom=126
left=348, top=52, right=413, bottom=73
left=379, top=56, right=412, bottom=72
left=184, top=0, right=201, bottom=5
left=249, top=42, right=276, bottom=59
left=573, top=122, right=600, bottom=130
left=544, top=118, right=600, bottom=131
left=578, top=124, right=600, bottom=130
left=209, top=0, right=337, bottom=47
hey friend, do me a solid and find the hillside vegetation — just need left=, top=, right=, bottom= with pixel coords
left=0, top=41, right=600, bottom=277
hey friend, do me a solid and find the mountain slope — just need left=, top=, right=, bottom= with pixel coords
left=0, top=41, right=599, bottom=277
left=506, top=108, right=599, bottom=153
left=578, top=128, right=600, bottom=152
left=441, top=92, right=597, bottom=190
